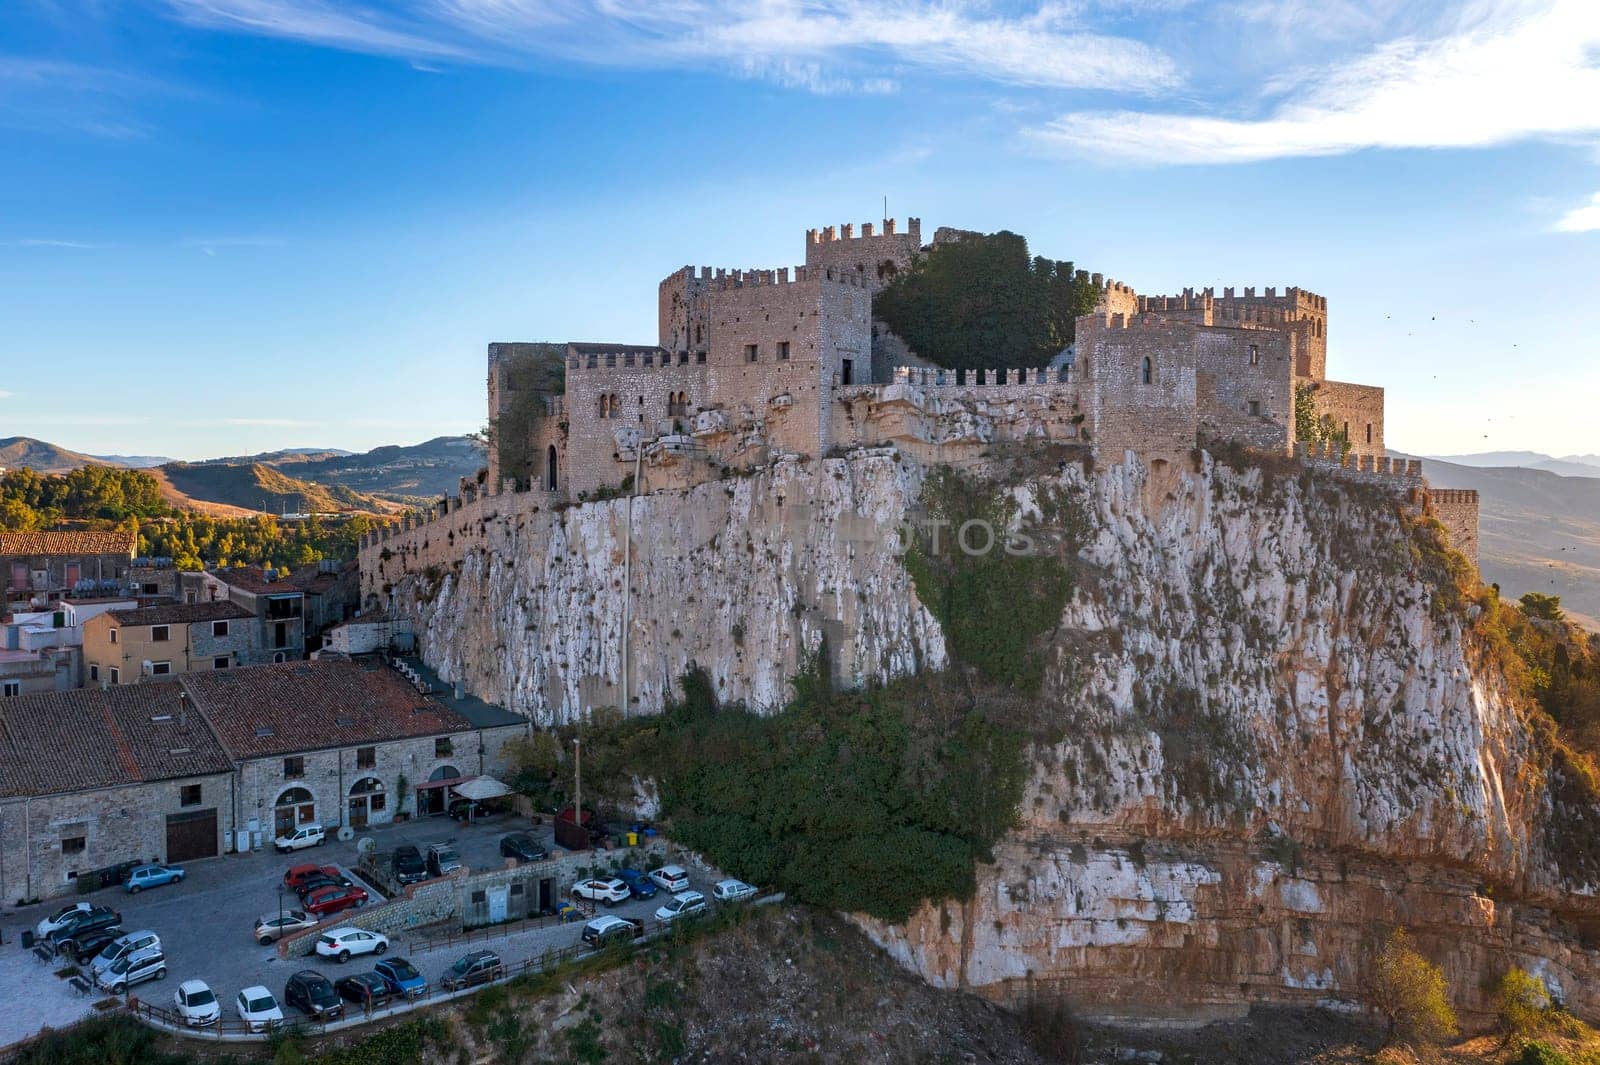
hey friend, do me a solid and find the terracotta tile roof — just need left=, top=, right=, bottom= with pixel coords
left=0, top=530, right=137, bottom=558
left=214, top=567, right=304, bottom=596
left=108, top=601, right=254, bottom=627
left=285, top=564, right=339, bottom=594
left=0, top=684, right=233, bottom=798
left=181, top=658, right=472, bottom=760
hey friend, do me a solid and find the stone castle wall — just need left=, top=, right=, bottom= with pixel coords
left=1431, top=488, right=1481, bottom=567
left=1078, top=314, right=1201, bottom=457
left=804, top=217, right=923, bottom=286
left=1303, top=378, right=1386, bottom=459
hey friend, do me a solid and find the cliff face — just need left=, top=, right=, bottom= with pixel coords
left=381, top=449, right=1600, bottom=1026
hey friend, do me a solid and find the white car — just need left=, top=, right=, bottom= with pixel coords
left=648, top=865, right=691, bottom=893
left=571, top=878, right=630, bottom=905
left=654, top=890, right=707, bottom=923
left=96, top=947, right=167, bottom=993
left=314, top=926, right=390, bottom=962
left=711, top=878, right=757, bottom=903
left=273, top=824, right=326, bottom=852
left=174, top=980, right=221, bottom=1027
left=92, top=930, right=160, bottom=978
left=236, top=986, right=285, bottom=1032
left=34, top=901, right=92, bottom=939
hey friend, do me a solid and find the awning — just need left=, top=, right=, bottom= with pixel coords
left=449, top=775, right=512, bottom=801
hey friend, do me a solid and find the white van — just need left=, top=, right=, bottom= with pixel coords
left=91, top=929, right=160, bottom=977
left=97, top=946, right=167, bottom=992
left=654, top=890, right=706, bottom=923
left=274, top=824, right=326, bottom=852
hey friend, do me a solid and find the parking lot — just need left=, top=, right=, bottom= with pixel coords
left=1, top=810, right=718, bottom=1048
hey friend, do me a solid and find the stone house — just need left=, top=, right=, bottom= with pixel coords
left=181, top=658, right=525, bottom=843
left=1, top=529, right=137, bottom=608
left=284, top=559, right=360, bottom=641
left=81, top=600, right=260, bottom=686
left=0, top=684, right=236, bottom=902
left=185, top=566, right=307, bottom=663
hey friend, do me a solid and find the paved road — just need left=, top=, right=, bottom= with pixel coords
left=0, top=811, right=696, bottom=1044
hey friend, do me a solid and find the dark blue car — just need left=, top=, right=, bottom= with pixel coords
left=372, top=957, right=428, bottom=999
left=616, top=868, right=657, bottom=899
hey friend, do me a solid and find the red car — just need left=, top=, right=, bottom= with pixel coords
left=284, top=864, right=343, bottom=891
left=303, top=884, right=369, bottom=917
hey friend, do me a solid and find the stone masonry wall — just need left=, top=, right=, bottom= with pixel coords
left=0, top=773, right=234, bottom=902
left=803, top=218, right=923, bottom=286
left=1304, top=378, right=1386, bottom=460
left=1432, top=488, right=1481, bottom=567
left=1079, top=314, right=1200, bottom=457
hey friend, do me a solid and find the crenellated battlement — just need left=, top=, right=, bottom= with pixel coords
left=1076, top=270, right=1136, bottom=299
left=663, top=264, right=872, bottom=291
left=567, top=347, right=707, bottom=372
left=1293, top=441, right=1422, bottom=486
left=807, top=217, right=922, bottom=245
left=889, top=364, right=1074, bottom=388
left=1429, top=489, right=1479, bottom=505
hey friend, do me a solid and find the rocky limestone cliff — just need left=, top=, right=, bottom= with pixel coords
left=380, top=448, right=1600, bottom=1028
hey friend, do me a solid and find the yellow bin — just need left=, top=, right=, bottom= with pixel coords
left=627, top=832, right=639, bottom=846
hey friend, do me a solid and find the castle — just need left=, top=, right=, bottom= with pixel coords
left=362, top=216, right=1477, bottom=592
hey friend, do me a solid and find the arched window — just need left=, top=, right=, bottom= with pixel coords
left=273, top=786, right=315, bottom=835
left=1141, top=356, right=1152, bottom=385
left=546, top=445, right=558, bottom=491
left=598, top=394, right=611, bottom=419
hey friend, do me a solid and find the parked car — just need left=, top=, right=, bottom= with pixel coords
left=440, top=949, right=503, bottom=991
left=582, top=915, right=644, bottom=946
left=616, top=868, right=658, bottom=900
left=571, top=878, right=630, bottom=905
left=284, top=969, right=345, bottom=1020
left=499, top=832, right=548, bottom=863
left=124, top=863, right=184, bottom=893
left=274, top=824, right=326, bottom=852
left=47, top=906, right=121, bottom=946
left=173, top=980, right=221, bottom=1027
left=91, top=930, right=160, bottom=978
left=373, top=957, right=428, bottom=999
left=67, top=926, right=124, bottom=964
left=254, top=909, right=317, bottom=946
left=314, top=927, right=389, bottom=962
left=654, top=890, right=707, bottom=923
left=648, top=865, right=691, bottom=894
left=96, top=946, right=167, bottom=993
left=392, top=844, right=428, bottom=885
left=295, top=871, right=356, bottom=900
left=235, top=986, right=285, bottom=1032
left=711, top=878, right=757, bottom=903
left=335, top=971, right=394, bottom=1010
left=426, top=843, right=462, bottom=877
left=34, top=901, right=92, bottom=939
left=448, top=798, right=486, bottom=821
left=304, top=884, right=369, bottom=918
left=285, top=863, right=351, bottom=892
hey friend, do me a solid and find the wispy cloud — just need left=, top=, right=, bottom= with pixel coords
left=0, top=238, right=117, bottom=249
left=180, top=236, right=288, bottom=256
left=0, top=390, right=13, bottom=399
left=159, top=0, right=1181, bottom=94
left=0, top=56, right=163, bottom=138
left=1554, top=191, right=1600, bottom=232
left=1028, top=0, right=1600, bottom=163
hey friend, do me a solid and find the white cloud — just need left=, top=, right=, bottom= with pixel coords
left=0, top=390, right=13, bottom=399
left=1554, top=191, right=1600, bottom=232
left=1028, top=0, right=1600, bottom=163
left=160, top=0, right=1181, bottom=94
left=0, top=238, right=116, bottom=249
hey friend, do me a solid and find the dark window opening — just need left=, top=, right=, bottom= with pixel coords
left=284, top=756, right=305, bottom=779
left=180, top=784, right=202, bottom=807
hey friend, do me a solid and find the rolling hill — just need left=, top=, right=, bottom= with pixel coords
left=1419, top=456, right=1600, bottom=629
left=227, top=436, right=485, bottom=500
left=157, top=462, right=400, bottom=515
left=0, top=437, right=109, bottom=475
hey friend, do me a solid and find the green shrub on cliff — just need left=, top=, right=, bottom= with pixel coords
left=1367, top=929, right=1458, bottom=1047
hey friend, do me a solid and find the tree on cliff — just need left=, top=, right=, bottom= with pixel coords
left=873, top=231, right=1101, bottom=370
left=1367, top=928, right=1458, bottom=1046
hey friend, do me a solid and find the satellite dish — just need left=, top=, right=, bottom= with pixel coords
left=357, top=837, right=376, bottom=855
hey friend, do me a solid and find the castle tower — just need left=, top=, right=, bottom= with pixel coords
left=803, top=218, right=923, bottom=291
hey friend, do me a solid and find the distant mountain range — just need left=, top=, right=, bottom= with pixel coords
left=1430, top=451, right=1600, bottom=480
left=1, top=435, right=484, bottom=514
left=1417, top=456, right=1600, bottom=629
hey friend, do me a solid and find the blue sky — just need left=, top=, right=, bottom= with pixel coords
left=1, top=0, right=1597, bottom=460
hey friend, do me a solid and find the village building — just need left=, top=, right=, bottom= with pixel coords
left=1, top=529, right=137, bottom=609
left=0, top=683, right=236, bottom=903
left=81, top=600, right=260, bottom=686
left=0, top=657, right=526, bottom=899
